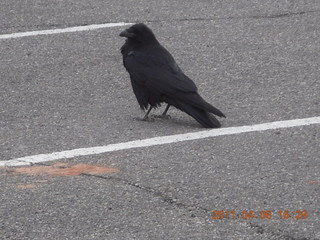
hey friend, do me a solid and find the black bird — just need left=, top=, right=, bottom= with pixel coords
left=119, top=23, right=226, bottom=128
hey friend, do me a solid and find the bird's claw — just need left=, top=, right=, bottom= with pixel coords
left=151, top=114, right=171, bottom=119
left=143, top=116, right=156, bottom=122
left=134, top=116, right=155, bottom=122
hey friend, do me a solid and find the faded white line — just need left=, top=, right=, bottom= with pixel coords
left=0, top=22, right=133, bottom=40
left=1, top=116, right=320, bottom=167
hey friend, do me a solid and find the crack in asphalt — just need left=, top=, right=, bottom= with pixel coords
left=82, top=173, right=211, bottom=214
left=248, top=223, right=315, bottom=240
left=5, top=161, right=316, bottom=240
left=1, top=9, right=319, bottom=34
left=145, top=9, right=320, bottom=23
left=82, top=172, right=316, bottom=240
left=250, top=10, right=319, bottom=19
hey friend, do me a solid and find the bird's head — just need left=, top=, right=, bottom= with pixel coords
left=119, top=23, right=158, bottom=45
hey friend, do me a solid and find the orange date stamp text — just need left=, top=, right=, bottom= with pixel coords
left=211, top=210, right=309, bottom=220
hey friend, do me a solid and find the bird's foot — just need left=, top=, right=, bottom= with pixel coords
left=151, top=114, right=171, bottom=119
left=134, top=116, right=155, bottom=122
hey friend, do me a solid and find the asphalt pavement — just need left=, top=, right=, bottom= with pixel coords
left=1, top=1, right=319, bottom=239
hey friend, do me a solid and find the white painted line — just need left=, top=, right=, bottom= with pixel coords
left=1, top=116, right=319, bottom=167
left=0, top=22, right=133, bottom=40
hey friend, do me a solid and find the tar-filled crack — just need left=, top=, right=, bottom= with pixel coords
left=251, top=10, right=318, bottom=19
left=17, top=162, right=315, bottom=240
left=2, top=9, right=319, bottom=35
left=145, top=9, right=320, bottom=23
left=82, top=172, right=316, bottom=240
left=82, top=173, right=210, bottom=215
left=4, top=9, right=318, bottom=33
left=249, top=223, right=315, bottom=240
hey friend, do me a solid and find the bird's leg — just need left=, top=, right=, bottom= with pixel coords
left=161, top=104, right=170, bottom=116
left=152, top=104, right=171, bottom=119
left=142, top=106, right=153, bottom=121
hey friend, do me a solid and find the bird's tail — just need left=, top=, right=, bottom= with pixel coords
left=180, top=93, right=226, bottom=118
left=164, top=92, right=225, bottom=128
left=171, top=99, right=222, bottom=128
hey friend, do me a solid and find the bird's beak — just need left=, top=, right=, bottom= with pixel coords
left=119, top=29, right=135, bottom=38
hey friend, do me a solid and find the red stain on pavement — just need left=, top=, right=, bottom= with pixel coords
left=13, top=162, right=119, bottom=176
left=51, top=162, right=68, bottom=167
left=2, top=163, right=118, bottom=190
left=16, top=184, right=37, bottom=189
left=34, top=180, right=49, bottom=183
left=0, top=167, right=14, bottom=175
left=13, top=165, right=53, bottom=175
left=306, top=180, right=319, bottom=185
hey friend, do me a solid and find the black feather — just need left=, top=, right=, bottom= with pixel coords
left=120, top=23, right=225, bottom=128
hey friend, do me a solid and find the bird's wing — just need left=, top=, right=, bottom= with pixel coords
left=123, top=47, right=198, bottom=95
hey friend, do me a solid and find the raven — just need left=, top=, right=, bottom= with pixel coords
left=120, top=23, right=226, bottom=128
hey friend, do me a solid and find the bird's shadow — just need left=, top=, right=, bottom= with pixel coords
left=133, top=115, right=202, bottom=129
